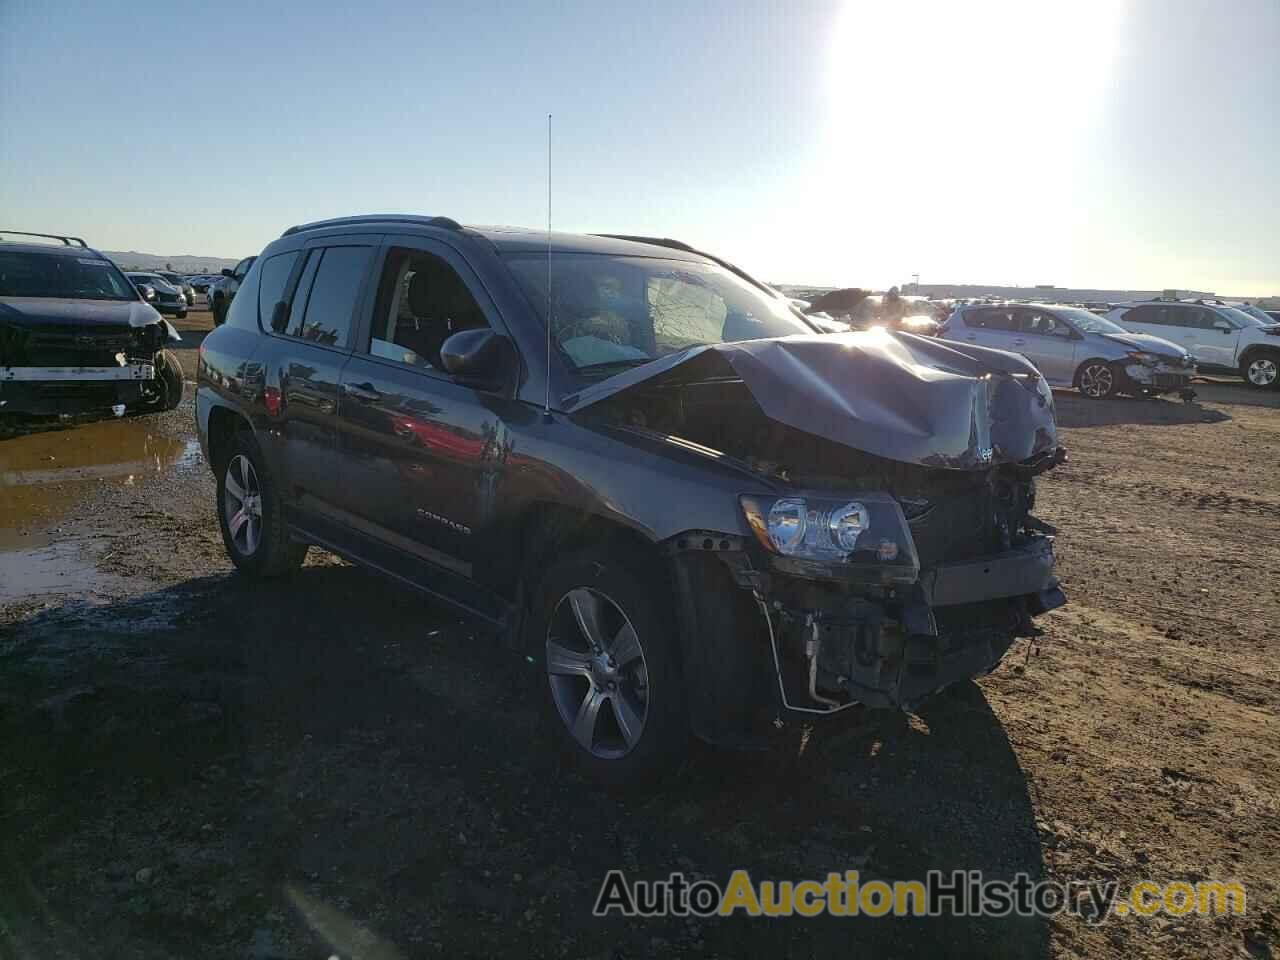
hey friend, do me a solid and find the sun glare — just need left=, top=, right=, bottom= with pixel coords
left=804, top=0, right=1128, bottom=285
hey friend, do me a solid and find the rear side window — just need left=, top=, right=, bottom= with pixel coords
left=290, top=246, right=372, bottom=348
left=965, top=307, right=1016, bottom=330
left=257, top=251, right=298, bottom=329
left=1124, top=305, right=1164, bottom=325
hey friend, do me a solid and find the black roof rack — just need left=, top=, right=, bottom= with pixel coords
left=0, top=230, right=88, bottom=248
left=281, top=214, right=462, bottom=238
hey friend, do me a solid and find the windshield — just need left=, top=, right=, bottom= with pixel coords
left=1057, top=308, right=1126, bottom=335
left=505, top=254, right=813, bottom=373
left=1230, top=304, right=1272, bottom=326
left=0, top=251, right=138, bottom=301
left=1216, top=306, right=1260, bottom=327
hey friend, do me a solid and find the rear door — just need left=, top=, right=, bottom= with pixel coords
left=270, top=236, right=378, bottom=520
left=956, top=306, right=1020, bottom=352
left=1187, top=306, right=1241, bottom=368
left=1011, top=307, right=1077, bottom=384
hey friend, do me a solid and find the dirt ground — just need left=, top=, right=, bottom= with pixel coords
left=1, top=308, right=1277, bottom=959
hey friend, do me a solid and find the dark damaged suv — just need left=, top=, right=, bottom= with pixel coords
left=0, top=231, right=185, bottom=417
left=196, top=215, right=1067, bottom=783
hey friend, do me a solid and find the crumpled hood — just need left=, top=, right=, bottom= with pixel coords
left=0, top=297, right=161, bottom=328
left=563, top=331, right=1059, bottom=469
left=1099, top=331, right=1189, bottom=359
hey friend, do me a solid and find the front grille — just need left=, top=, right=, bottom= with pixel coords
left=1152, top=373, right=1190, bottom=387
left=908, top=486, right=999, bottom=566
left=905, top=473, right=1035, bottom=568
left=9, top=325, right=138, bottom=367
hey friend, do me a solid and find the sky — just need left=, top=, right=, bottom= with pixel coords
left=1, top=0, right=1276, bottom=295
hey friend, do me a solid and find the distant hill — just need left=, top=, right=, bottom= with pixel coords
left=102, top=250, right=241, bottom=274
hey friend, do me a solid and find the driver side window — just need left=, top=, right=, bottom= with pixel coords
left=365, top=248, right=490, bottom=371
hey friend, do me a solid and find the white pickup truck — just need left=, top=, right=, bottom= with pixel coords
left=1106, top=300, right=1280, bottom=389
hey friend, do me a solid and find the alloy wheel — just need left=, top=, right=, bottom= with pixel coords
left=223, top=454, right=263, bottom=556
left=545, top=587, right=649, bottom=759
left=1080, top=364, right=1113, bottom=398
left=1246, top=357, right=1277, bottom=387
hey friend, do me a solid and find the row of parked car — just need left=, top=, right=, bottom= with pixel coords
left=794, top=291, right=1280, bottom=393
left=115, top=261, right=260, bottom=327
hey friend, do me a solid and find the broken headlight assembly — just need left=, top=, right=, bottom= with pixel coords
left=739, top=492, right=920, bottom=584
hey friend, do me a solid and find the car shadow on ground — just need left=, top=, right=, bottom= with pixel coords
left=1052, top=391, right=1229, bottom=428
left=1, top=565, right=1048, bottom=959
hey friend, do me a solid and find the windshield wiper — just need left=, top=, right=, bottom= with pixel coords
left=574, top=357, right=655, bottom=375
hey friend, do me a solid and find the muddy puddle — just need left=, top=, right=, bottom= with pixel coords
left=0, top=416, right=202, bottom=601
left=1, top=417, right=199, bottom=532
left=0, top=538, right=132, bottom=604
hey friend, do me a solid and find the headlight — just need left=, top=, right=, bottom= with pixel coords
left=740, top=492, right=920, bottom=583
left=1126, top=350, right=1159, bottom=366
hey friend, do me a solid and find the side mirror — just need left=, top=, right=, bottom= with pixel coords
left=440, top=328, right=511, bottom=390
left=140, top=284, right=157, bottom=302
left=270, top=300, right=289, bottom=333
left=221, top=268, right=234, bottom=278
left=1213, top=319, right=1232, bottom=332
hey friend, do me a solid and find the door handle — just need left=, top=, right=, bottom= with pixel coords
left=965, top=335, right=976, bottom=341
left=1012, top=338, right=1026, bottom=345
left=342, top=382, right=381, bottom=403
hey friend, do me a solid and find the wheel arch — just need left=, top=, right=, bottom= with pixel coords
left=506, top=501, right=669, bottom=604
left=205, top=403, right=252, bottom=477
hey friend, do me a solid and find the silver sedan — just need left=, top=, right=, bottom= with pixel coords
left=941, top=303, right=1195, bottom=399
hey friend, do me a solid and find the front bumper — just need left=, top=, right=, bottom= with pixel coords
left=0, top=361, right=155, bottom=415
left=1122, top=360, right=1195, bottom=392
left=154, top=301, right=187, bottom=316
left=669, top=531, right=1066, bottom=742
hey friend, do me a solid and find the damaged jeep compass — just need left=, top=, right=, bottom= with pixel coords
left=196, top=215, right=1067, bottom=784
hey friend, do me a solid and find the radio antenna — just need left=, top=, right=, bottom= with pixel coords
left=543, top=112, right=553, bottom=421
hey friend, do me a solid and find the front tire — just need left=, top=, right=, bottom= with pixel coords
left=1242, top=352, right=1279, bottom=390
left=157, top=349, right=184, bottom=410
left=1077, top=360, right=1118, bottom=399
left=527, top=546, right=688, bottom=786
left=216, top=430, right=307, bottom=578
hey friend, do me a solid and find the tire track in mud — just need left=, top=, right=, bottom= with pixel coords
left=1046, top=470, right=1279, bottom=518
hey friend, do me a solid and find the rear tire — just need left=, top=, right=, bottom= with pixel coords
left=526, top=545, right=688, bottom=787
left=1077, top=360, right=1118, bottom=399
left=216, top=430, right=307, bottom=578
left=1242, top=351, right=1279, bottom=390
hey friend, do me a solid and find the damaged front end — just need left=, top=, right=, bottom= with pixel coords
left=571, top=331, right=1068, bottom=731
left=0, top=316, right=180, bottom=416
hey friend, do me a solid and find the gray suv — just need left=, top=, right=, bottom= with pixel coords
left=941, top=302, right=1195, bottom=399
left=195, top=215, right=1069, bottom=784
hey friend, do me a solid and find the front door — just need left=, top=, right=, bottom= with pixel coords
left=1176, top=305, right=1240, bottom=368
left=1011, top=307, right=1078, bottom=385
left=334, top=238, right=513, bottom=580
